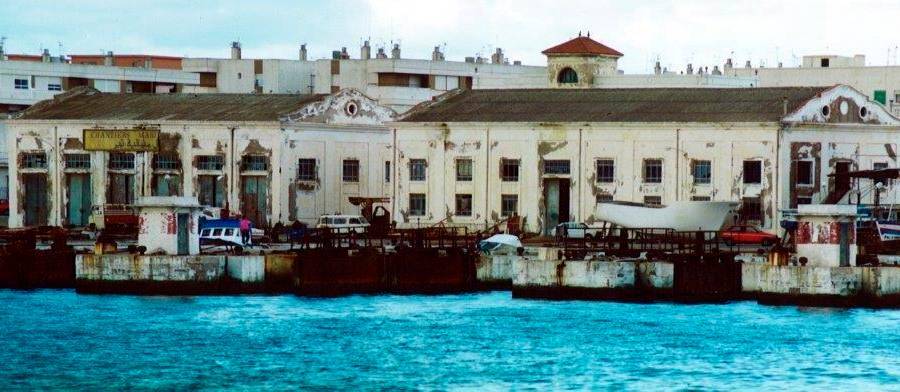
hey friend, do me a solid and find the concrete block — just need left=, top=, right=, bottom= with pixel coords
left=227, top=256, right=265, bottom=283
left=741, top=264, right=862, bottom=296
left=637, top=261, right=674, bottom=289
left=476, top=252, right=516, bottom=283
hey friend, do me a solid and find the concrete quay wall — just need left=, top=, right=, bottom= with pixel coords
left=742, top=264, right=900, bottom=307
left=512, top=257, right=674, bottom=301
left=75, top=254, right=267, bottom=294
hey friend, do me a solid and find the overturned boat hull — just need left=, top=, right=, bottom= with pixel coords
left=596, top=201, right=739, bottom=231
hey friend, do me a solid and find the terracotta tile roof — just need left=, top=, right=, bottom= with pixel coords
left=16, top=87, right=327, bottom=122
left=542, top=36, right=623, bottom=57
left=400, top=87, right=832, bottom=123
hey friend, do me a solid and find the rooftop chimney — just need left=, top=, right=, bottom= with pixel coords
left=391, top=43, right=401, bottom=59
left=0, top=40, right=5, bottom=61
left=361, top=40, right=371, bottom=60
left=464, top=56, right=475, bottom=63
left=376, top=47, right=387, bottom=59
left=475, top=56, right=485, bottom=64
left=231, top=41, right=242, bottom=60
left=340, top=47, right=350, bottom=59
left=491, top=48, right=504, bottom=64
left=432, top=46, right=444, bottom=61
left=513, top=60, right=522, bottom=66
left=745, top=60, right=751, bottom=68
left=104, top=51, right=114, bottom=66
left=41, top=48, right=51, bottom=63
left=686, top=63, right=693, bottom=74
left=712, top=65, right=722, bottom=75
left=724, top=58, right=733, bottom=72
left=299, top=44, right=307, bottom=61
left=654, top=61, right=662, bottom=75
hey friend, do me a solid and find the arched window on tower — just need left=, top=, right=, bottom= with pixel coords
left=557, top=67, right=578, bottom=84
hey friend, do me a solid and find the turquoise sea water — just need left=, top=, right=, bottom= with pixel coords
left=0, top=290, right=898, bottom=390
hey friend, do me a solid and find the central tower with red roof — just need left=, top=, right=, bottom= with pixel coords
left=542, top=33, right=623, bottom=88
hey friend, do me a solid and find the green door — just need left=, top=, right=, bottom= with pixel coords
left=23, top=174, right=49, bottom=226
left=177, top=213, right=189, bottom=255
left=66, top=174, right=92, bottom=226
left=241, top=176, right=268, bottom=228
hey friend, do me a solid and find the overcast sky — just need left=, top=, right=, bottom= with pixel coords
left=1, top=0, right=899, bottom=73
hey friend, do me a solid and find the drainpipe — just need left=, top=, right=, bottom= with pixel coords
left=54, top=126, right=60, bottom=226
left=485, top=127, right=490, bottom=229
left=392, top=127, right=397, bottom=222
left=577, top=128, right=583, bottom=222
left=675, top=128, right=680, bottom=202
left=229, top=126, right=236, bottom=217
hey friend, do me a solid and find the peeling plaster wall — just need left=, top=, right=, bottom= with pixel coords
left=394, top=122, right=783, bottom=233
left=6, top=120, right=283, bottom=228
left=279, top=126, right=392, bottom=224
left=779, top=126, right=900, bottom=210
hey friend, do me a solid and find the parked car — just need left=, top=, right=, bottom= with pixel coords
left=552, top=222, right=605, bottom=239
left=720, top=225, right=779, bottom=246
left=315, top=214, right=370, bottom=233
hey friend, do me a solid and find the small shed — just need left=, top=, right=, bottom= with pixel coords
left=135, top=197, right=204, bottom=255
left=795, top=204, right=857, bottom=267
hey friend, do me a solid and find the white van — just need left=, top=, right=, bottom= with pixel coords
left=315, top=214, right=370, bottom=233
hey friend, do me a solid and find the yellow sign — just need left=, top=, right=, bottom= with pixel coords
left=83, top=129, right=159, bottom=152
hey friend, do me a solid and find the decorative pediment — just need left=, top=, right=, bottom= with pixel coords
left=783, top=85, right=900, bottom=125
left=281, top=88, right=397, bottom=126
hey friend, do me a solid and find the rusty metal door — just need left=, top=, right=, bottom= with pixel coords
left=241, top=176, right=268, bottom=228
left=66, top=173, right=91, bottom=226
left=23, top=174, right=48, bottom=226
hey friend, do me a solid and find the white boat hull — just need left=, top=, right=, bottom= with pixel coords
left=596, top=201, right=739, bottom=231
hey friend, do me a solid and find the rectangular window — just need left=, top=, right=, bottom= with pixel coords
left=343, top=159, right=359, bottom=182
left=409, top=193, right=426, bottom=216
left=108, top=153, right=135, bottom=170
left=643, top=159, right=662, bottom=183
left=501, top=159, right=519, bottom=182
left=64, top=154, right=90, bottom=169
left=740, top=197, right=763, bottom=223
left=820, top=58, right=829, bottom=67
left=197, top=155, right=224, bottom=171
left=501, top=194, right=518, bottom=217
left=692, top=160, right=711, bottom=184
left=384, top=161, right=391, bottom=182
left=691, top=196, right=711, bottom=201
left=543, top=160, right=570, bottom=175
left=795, top=160, right=813, bottom=186
left=596, top=194, right=613, bottom=203
left=743, top=160, right=762, bottom=184
left=198, top=175, right=225, bottom=207
left=456, top=158, right=472, bottom=181
left=14, top=79, right=28, bottom=90
left=644, top=196, right=662, bottom=206
left=241, top=155, right=268, bottom=171
left=796, top=197, right=812, bottom=206
left=153, top=153, right=180, bottom=170
left=596, top=159, right=615, bottom=183
left=409, top=159, right=426, bottom=181
left=455, top=194, right=472, bottom=216
left=22, top=153, right=47, bottom=169
left=874, top=162, right=889, bottom=171
left=297, top=158, right=316, bottom=181
left=48, top=83, right=62, bottom=91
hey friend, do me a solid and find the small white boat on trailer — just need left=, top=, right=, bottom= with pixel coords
left=596, top=201, right=739, bottom=231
